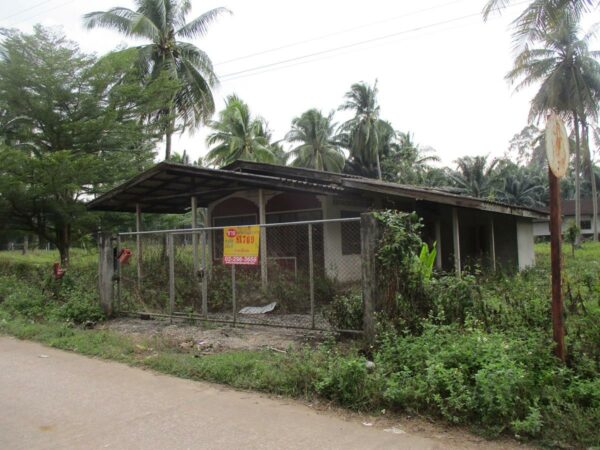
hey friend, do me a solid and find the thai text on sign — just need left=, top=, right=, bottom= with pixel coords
left=223, top=226, right=260, bottom=265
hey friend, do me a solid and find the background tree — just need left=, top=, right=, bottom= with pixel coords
left=84, top=0, right=230, bottom=159
left=205, top=95, right=277, bottom=167
left=449, top=155, right=501, bottom=198
left=506, top=14, right=600, bottom=238
left=339, top=81, right=384, bottom=179
left=286, top=109, right=344, bottom=172
left=496, top=164, right=548, bottom=207
left=381, top=132, right=440, bottom=184
left=0, top=27, right=159, bottom=265
left=482, top=0, right=597, bottom=44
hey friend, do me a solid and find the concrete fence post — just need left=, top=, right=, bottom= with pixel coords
left=361, top=213, right=382, bottom=344
left=98, top=233, right=115, bottom=317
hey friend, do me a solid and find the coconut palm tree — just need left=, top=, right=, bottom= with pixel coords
left=339, top=81, right=383, bottom=179
left=205, top=95, right=276, bottom=167
left=482, top=0, right=596, bottom=44
left=506, top=15, right=600, bottom=237
left=83, top=0, right=230, bottom=160
left=450, top=155, right=501, bottom=198
left=380, top=131, right=440, bottom=184
left=286, top=109, right=344, bottom=172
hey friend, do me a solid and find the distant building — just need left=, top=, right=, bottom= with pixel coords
left=533, top=198, right=599, bottom=238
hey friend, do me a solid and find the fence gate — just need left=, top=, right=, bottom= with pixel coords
left=116, top=218, right=362, bottom=333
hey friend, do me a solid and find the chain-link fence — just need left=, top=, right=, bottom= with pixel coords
left=116, top=218, right=363, bottom=332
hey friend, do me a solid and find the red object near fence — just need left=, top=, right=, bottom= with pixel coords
left=53, top=262, right=66, bottom=280
left=118, top=248, right=132, bottom=265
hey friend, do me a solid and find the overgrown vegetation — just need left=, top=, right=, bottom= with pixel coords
left=1, top=215, right=600, bottom=447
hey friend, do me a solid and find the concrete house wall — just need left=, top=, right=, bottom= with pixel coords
left=205, top=188, right=535, bottom=281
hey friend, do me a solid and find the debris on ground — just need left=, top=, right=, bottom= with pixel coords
left=100, top=317, right=329, bottom=354
left=239, top=302, right=277, bottom=315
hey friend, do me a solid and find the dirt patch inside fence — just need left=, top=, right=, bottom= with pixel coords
left=100, top=317, right=330, bottom=353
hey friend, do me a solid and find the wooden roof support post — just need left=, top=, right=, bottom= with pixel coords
left=258, top=189, right=268, bottom=290
left=434, top=220, right=442, bottom=270
left=191, top=196, right=200, bottom=312
left=452, top=207, right=461, bottom=277
left=489, top=216, right=497, bottom=272
left=98, top=233, right=114, bottom=317
left=202, top=206, right=209, bottom=318
left=136, top=203, right=142, bottom=289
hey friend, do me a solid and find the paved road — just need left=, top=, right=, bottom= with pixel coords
left=0, top=337, right=514, bottom=450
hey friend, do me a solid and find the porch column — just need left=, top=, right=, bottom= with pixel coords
left=258, top=188, right=267, bottom=289
left=434, top=220, right=442, bottom=270
left=452, top=207, right=461, bottom=276
left=135, top=203, right=143, bottom=288
left=191, top=196, right=198, bottom=263
left=489, top=216, right=496, bottom=271
left=191, top=196, right=200, bottom=312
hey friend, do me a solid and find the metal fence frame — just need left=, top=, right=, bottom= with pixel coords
left=116, top=217, right=363, bottom=334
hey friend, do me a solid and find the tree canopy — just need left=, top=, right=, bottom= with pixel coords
left=83, top=0, right=230, bottom=159
left=0, top=26, right=161, bottom=264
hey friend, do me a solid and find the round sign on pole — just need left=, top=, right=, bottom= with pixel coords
left=545, top=112, right=569, bottom=178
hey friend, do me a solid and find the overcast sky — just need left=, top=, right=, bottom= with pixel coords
left=1, top=0, right=596, bottom=167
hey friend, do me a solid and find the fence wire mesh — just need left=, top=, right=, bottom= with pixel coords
left=116, top=218, right=362, bottom=331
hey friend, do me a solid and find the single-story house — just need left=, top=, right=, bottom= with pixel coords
left=88, top=160, right=547, bottom=280
left=534, top=198, right=598, bottom=238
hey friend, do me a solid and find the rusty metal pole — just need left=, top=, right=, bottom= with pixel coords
left=549, top=168, right=565, bottom=361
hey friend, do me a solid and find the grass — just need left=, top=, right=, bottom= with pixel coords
left=0, top=248, right=97, bottom=267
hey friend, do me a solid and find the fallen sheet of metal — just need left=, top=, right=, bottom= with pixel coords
left=239, top=302, right=277, bottom=315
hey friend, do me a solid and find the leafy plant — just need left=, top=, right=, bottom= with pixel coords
left=564, top=220, right=580, bottom=256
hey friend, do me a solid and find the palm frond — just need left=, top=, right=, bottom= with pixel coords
left=177, top=8, right=231, bottom=39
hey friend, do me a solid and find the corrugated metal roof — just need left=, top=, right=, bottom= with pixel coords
left=87, top=160, right=548, bottom=219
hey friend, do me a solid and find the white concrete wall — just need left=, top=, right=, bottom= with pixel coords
left=517, top=219, right=535, bottom=270
left=533, top=220, right=550, bottom=237
left=322, top=196, right=364, bottom=283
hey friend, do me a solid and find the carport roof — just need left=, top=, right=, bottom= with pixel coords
left=87, top=160, right=548, bottom=219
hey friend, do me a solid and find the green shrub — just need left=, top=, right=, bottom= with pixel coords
left=316, top=353, right=380, bottom=409
left=375, top=324, right=599, bottom=443
left=325, top=289, right=363, bottom=330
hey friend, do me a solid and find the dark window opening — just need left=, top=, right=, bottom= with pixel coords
left=341, top=211, right=361, bottom=255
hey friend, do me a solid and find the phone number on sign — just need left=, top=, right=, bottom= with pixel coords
left=223, top=256, right=259, bottom=265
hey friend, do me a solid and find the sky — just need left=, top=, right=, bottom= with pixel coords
left=0, top=0, right=593, bottom=167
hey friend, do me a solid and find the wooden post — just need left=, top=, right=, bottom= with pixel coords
left=201, top=231, right=208, bottom=318
left=452, top=207, right=461, bottom=276
left=135, top=203, right=142, bottom=289
left=549, top=168, right=565, bottom=361
left=434, top=220, right=442, bottom=270
left=191, top=196, right=200, bottom=312
left=258, top=188, right=267, bottom=290
left=489, top=216, right=496, bottom=271
left=361, top=213, right=381, bottom=344
left=308, top=223, right=315, bottom=329
left=98, top=233, right=114, bottom=317
left=231, top=264, right=237, bottom=327
left=168, top=233, right=175, bottom=324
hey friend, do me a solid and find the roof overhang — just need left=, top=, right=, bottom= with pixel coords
left=341, top=179, right=548, bottom=219
left=87, top=162, right=344, bottom=214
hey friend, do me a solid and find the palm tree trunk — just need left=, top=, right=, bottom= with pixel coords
left=573, top=111, right=582, bottom=243
left=375, top=151, right=382, bottom=180
left=583, top=121, right=598, bottom=241
left=165, top=130, right=172, bottom=160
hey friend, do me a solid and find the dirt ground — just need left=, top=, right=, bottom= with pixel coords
left=101, top=316, right=331, bottom=353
